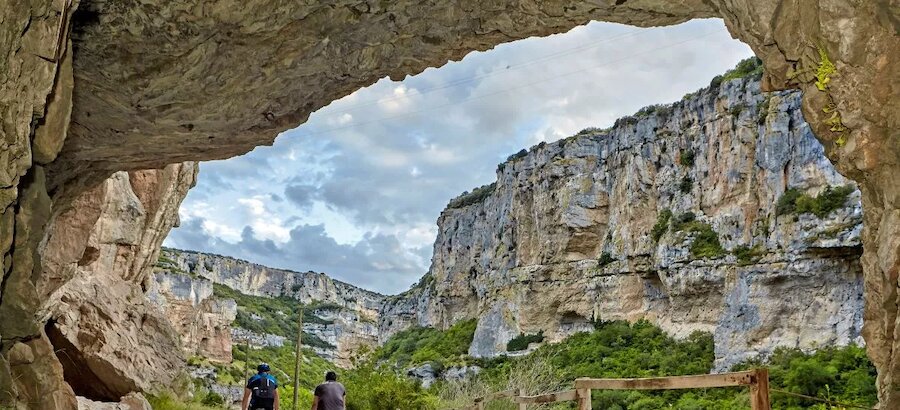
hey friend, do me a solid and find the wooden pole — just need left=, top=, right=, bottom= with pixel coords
left=750, top=368, right=770, bottom=410
left=244, top=337, right=251, bottom=380
left=517, top=388, right=527, bottom=410
left=577, top=388, right=591, bottom=410
left=292, top=307, right=304, bottom=410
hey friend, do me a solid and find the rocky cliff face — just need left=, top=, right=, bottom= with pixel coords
left=147, top=272, right=237, bottom=363
left=382, top=78, right=865, bottom=371
left=159, top=248, right=384, bottom=367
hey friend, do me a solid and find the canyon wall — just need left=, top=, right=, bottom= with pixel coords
left=147, top=272, right=237, bottom=363
left=159, top=248, right=384, bottom=367
left=382, top=78, right=865, bottom=371
left=1, top=1, right=897, bottom=408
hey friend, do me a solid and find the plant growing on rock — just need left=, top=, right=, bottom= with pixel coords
left=776, top=185, right=854, bottom=219
left=651, top=209, right=673, bottom=242
left=507, top=330, right=545, bottom=352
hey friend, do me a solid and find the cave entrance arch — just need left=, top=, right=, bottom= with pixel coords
left=1, top=2, right=896, bottom=409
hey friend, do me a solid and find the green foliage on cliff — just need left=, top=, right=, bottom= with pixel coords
left=651, top=209, right=673, bottom=242
left=447, top=183, right=497, bottom=209
left=688, top=223, right=726, bottom=259
left=376, top=319, right=477, bottom=368
left=776, top=185, right=854, bottom=218
left=679, top=150, right=695, bottom=167
left=722, top=57, right=764, bottom=82
left=212, top=283, right=334, bottom=349
left=506, top=331, right=545, bottom=352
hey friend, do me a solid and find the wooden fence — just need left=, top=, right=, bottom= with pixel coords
left=451, top=369, right=770, bottom=410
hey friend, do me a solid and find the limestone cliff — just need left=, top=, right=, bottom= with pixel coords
left=381, top=77, right=865, bottom=371
left=32, top=163, right=196, bottom=406
left=159, top=248, right=384, bottom=367
left=147, top=272, right=237, bottom=363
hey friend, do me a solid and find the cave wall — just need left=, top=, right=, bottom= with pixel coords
left=0, top=1, right=897, bottom=409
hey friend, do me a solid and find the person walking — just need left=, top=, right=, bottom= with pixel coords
left=242, top=363, right=280, bottom=410
left=311, top=371, right=345, bottom=410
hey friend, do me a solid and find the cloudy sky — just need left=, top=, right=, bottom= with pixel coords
left=164, top=19, right=753, bottom=294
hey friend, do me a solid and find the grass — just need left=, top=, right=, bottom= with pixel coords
left=776, top=185, right=854, bottom=218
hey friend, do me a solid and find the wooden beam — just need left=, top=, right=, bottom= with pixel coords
left=575, top=370, right=756, bottom=390
left=518, top=388, right=527, bottom=410
left=514, top=390, right=578, bottom=404
left=750, top=369, right=771, bottom=410
left=577, top=388, right=591, bottom=410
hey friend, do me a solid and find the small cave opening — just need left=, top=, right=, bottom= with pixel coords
left=44, top=320, right=133, bottom=402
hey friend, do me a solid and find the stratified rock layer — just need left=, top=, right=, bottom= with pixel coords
left=382, top=79, right=865, bottom=371
left=147, top=272, right=237, bottom=363
left=1, top=1, right=898, bottom=408
left=160, top=248, right=384, bottom=367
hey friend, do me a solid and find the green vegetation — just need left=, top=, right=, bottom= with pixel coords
left=343, top=361, right=439, bottom=410
left=757, top=95, right=771, bottom=125
left=447, top=183, right=497, bottom=209
left=597, top=252, right=615, bottom=268
left=651, top=209, right=673, bottom=242
left=776, top=185, right=854, bottom=219
left=729, top=104, right=745, bottom=117
left=669, top=212, right=724, bottom=259
left=679, top=150, right=695, bottom=167
left=506, top=331, right=545, bottom=352
left=212, top=283, right=335, bottom=350
left=576, top=126, right=604, bottom=136
left=815, top=46, right=836, bottom=91
left=376, top=319, right=477, bottom=368
left=429, top=320, right=876, bottom=410
left=679, top=176, right=692, bottom=193
left=147, top=391, right=225, bottom=410
left=722, top=57, right=764, bottom=82
left=733, top=244, right=765, bottom=266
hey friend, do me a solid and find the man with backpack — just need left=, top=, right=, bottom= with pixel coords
left=242, top=363, right=280, bottom=410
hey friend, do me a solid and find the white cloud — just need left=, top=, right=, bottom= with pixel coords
left=165, top=19, right=754, bottom=294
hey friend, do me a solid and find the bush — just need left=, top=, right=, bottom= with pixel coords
left=200, top=392, right=224, bottom=407
left=506, top=149, right=528, bottom=162
left=376, top=319, right=477, bottom=368
left=651, top=209, right=673, bottom=242
left=671, top=212, right=696, bottom=231
left=507, top=331, right=545, bottom=352
left=679, top=150, right=695, bottom=167
left=733, top=245, right=764, bottom=266
left=721, top=57, right=764, bottom=82
left=688, top=223, right=725, bottom=259
left=679, top=176, right=693, bottom=193
left=447, top=183, right=497, bottom=209
left=776, top=185, right=854, bottom=218
left=598, top=252, right=615, bottom=267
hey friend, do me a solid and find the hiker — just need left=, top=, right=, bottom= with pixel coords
left=311, top=371, right=345, bottom=410
left=242, top=363, right=280, bottom=410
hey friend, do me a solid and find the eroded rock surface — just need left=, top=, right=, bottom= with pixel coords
left=1, top=0, right=898, bottom=408
left=147, top=272, right=237, bottom=363
left=383, top=79, right=866, bottom=371
left=159, top=248, right=384, bottom=367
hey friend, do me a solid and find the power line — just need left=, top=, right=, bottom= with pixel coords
left=295, top=29, right=727, bottom=138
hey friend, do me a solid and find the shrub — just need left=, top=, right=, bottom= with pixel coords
left=598, top=252, right=615, bottom=267
left=679, top=176, right=693, bottom=193
left=688, top=223, right=725, bottom=259
left=729, top=104, right=745, bottom=117
left=709, top=75, right=723, bottom=89
left=506, top=149, right=528, bottom=162
left=651, top=209, right=673, bottom=242
left=721, top=57, right=764, bottom=82
left=376, top=319, right=477, bottom=368
left=507, top=331, right=545, bottom=352
left=733, top=245, right=765, bottom=266
left=200, top=391, right=224, bottom=407
left=757, top=95, right=771, bottom=125
left=776, top=185, right=854, bottom=218
left=447, top=183, right=497, bottom=209
left=577, top=126, right=603, bottom=136
left=679, top=150, right=695, bottom=167
left=671, top=212, right=696, bottom=232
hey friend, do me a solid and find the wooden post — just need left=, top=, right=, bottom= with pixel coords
left=518, top=388, right=527, bottom=410
left=577, top=388, right=591, bottom=410
left=244, top=337, right=251, bottom=379
left=750, top=368, right=770, bottom=410
left=292, top=307, right=304, bottom=410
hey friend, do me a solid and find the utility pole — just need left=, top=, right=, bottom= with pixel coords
left=292, top=306, right=304, bottom=410
left=244, top=337, right=251, bottom=380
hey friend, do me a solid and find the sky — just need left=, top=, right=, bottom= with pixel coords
left=163, top=19, right=754, bottom=295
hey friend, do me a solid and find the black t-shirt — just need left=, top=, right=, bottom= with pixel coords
left=247, top=373, right=278, bottom=408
